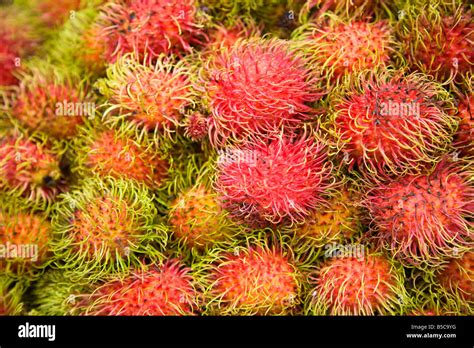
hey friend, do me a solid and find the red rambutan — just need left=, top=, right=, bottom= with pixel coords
left=331, top=70, right=457, bottom=179
left=97, top=0, right=204, bottom=62
left=437, top=251, right=473, bottom=303
left=0, top=135, right=64, bottom=203
left=199, top=38, right=322, bottom=147
left=364, top=158, right=473, bottom=267
left=215, top=133, right=334, bottom=226
left=197, top=240, right=301, bottom=315
left=84, top=261, right=199, bottom=316
left=307, top=253, right=407, bottom=315
left=453, top=94, right=473, bottom=157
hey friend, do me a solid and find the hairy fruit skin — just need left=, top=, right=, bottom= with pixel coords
left=0, top=210, right=50, bottom=276
left=215, top=134, right=333, bottom=226
left=399, top=6, right=473, bottom=83
left=84, top=261, right=198, bottom=316
left=200, top=38, right=322, bottom=147
left=307, top=254, right=407, bottom=315
left=73, top=124, right=169, bottom=189
left=453, top=95, right=473, bottom=157
left=365, top=160, right=473, bottom=268
left=199, top=245, right=300, bottom=315
left=98, top=54, right=193, bottom=135
left=294, top=19, right=393, bottom=83
left=0, top=276, right=24, bottom=315
left=169, top=185, right=236, bottom=249
left=13, top=77, right=92, bottom=140
left=332, top=71, right=456, bottom=179
left=0, top=135, right=64, bottom=203
left=98, top=0, right=204, bottom=62
left=437, top=252, right=473, bottom=303
left=51, top=176, right=166, bottom=280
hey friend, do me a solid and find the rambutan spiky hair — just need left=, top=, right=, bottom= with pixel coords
left=396, top=2, right=473, bottom=84
left=71, top=121, right=169, bottom=190
left=194, top=232, right=303, bottom=315
left=215, top=130, right=334, bottom=226
left=83, top=260, right=200, bottom=316
left=0, top=275, right=25, bottom=315
left=97, top=53, right=195, bottom=138
left=306, top=251, right=409, bottom=315
left=199, top=37, right=322, bottom=147
left=329, top=68, right=457, bottom=180
left=97, top=0, right=205, bottom=62
left=0, top=132, right=66, bottom=206
left=364, top=157, right=473, bottom=268
left=292, top=14, right=396, bottom=87
left=50, top=175, right=168, bottom=281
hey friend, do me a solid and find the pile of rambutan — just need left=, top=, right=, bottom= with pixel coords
left=0, top=0, right=472, bottom=318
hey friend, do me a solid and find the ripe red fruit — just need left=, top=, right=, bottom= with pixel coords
left=308, top=253, right=406, bottom=315
left=200, top=38, right=322, bottom=147
left=437, top=251, right=473, bottom=303
left=215, top=134, right=333, bottom=226
left=364, top=159, right=473, bottom=267
left=98, top=0, right=204, bottom=62
left=201, top=245, right=300, bottom=315
left=332, top=71, right=456, bottom=179
left=85, top=261, right=198, bottom=315
left=294, top=18, right=393, bottom=82
left=453, top=94, right=473, bottom=156
left=0, top=135, right=64, bottom=203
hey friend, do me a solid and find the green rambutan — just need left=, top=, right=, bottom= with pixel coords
left=396, top=3, right=473, bottom=84
left=0, top=132, right=65, bottom=204
left=169, top=183, right=240, bottom=251
left=0, top=275, right=25, bottom=315
left=293, top=15, right=394, bottom=85
left=97, top=53, right=194, bottom=137
left=50, top=175, right=167, bottom=280
left=199, top=37, right=322, bottom=147
left=195, top=234, right=302, bottom=315
left=306, top=252, right=408, bottom=315
left=83, top=260, right=200, bottom=316
left=96, top=0, right=205, bottom=62
left=329, top=69, right=457, bottom=179
left=364, top=158, right=473, bottom=268
left=215, top=131, right=334, bottom=226
left=72, top=122, right=169, bottom=190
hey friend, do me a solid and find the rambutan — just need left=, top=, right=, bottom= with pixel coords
left=50, top=176, right=167, bottom=280
left=293, top=16, right=394, bottom=84
left=364, top=158, right=473, bottom=268
left=72, top=123, right=169, bottom=189
left=33, top=0, right=83, bottom=27
left=196, top=237, right=301, bottom=315
left=292, top=185, right=362, bottom=250
left=300, top=0, right=382, bottom=20
left=97, top=53, right=194, bottom=136
left=200, top=38, right=321, bottom=146
left=215, top=132, right=334, bottom=226
left=169, top=184, right=239, bottom=250
left=12, top=71, right=94, bottom=140
left=0, top=276, right=24, bottom=315
left=397, top=4, right=473, bottom=83
left=307, top=253, right=408, bottom=315
left=184, top=112, right=209, bottom=142
left=204, top=19, right=261, bottom=52
left=330, top=70, right=457, bottom=179
left=0, top=134, right=65, bottom=204
left=437, top=251, right=473, bottom=304
left=0, top=7, right=40, bottom=86
left=453, top=94, right=473, bottom=157
left=97, top=0, right=204, bottom=62
left=84, top=260, right=199, bottom=316
left=0, top=199, right=51, bottom=277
